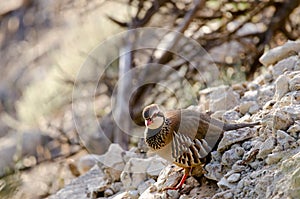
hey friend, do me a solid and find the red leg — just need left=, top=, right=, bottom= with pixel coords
left=162, top=168, right=190, bottom=191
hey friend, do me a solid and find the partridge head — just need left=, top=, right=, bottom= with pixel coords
left=142, top=104, right=164, bottom=129
left=142, top=104, right=259, bottom=190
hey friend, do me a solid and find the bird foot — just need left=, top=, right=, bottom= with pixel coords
left=162, top=170, right=189, bottom=191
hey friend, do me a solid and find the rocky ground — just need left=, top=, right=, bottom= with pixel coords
left=49, top=41, right=300, bottom=199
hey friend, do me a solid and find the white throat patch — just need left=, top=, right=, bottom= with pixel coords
left=148, top=116, right=164, bottom=129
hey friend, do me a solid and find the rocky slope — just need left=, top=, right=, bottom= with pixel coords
left=50, top=41, right=300, bottom=199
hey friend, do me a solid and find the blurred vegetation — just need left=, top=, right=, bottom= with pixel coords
left=15, top=5, right=123, bottom=125
left=0, top=174, right=21, bottom=199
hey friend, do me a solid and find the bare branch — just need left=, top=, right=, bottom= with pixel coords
left=107, top=15, right=128, bottom=27
left=157, top=0, right=207, bottom=64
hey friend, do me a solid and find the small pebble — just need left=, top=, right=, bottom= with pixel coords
left=227, top=173, right=241, bottom=183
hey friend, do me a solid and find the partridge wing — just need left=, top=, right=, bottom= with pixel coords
left=171, top=130, right=212, bottom=167
left=166, top=109, right=225, bottom=150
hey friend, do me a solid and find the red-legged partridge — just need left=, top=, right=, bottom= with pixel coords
left=142, top=104, right=259, bottom=190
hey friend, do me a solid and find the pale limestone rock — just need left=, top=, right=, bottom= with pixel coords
left=291, top=167, right=300, bottom=189
left=138, top=187, right=157, bottom=199
left=98, top=144, right=126, bottom=182
left=253, top=173, right=274, bottom=197
left=271, top=56, right=299, bottom=78
left=198, top=86, right=227, bottom=111
left=199, top=86, right=240, bottom=112
left=146, top=156, right=168, bottom=177
left=155, top=164, right=175, bottom=188
left=242, top=90, right=258, bottom=101
left=257, top=137, right=275, bottom=159
left=163, top=190, right=180, bottom=199
left=110, top=182, right=123, bottom=193
left=50, top=166, right=105, bottom=199
left=222, top=110, right=241, bottom=123
left=139, top=172, right=180, bottom=199
left=211, top=110, right=226, bottom=120
left=156, top=166, right=183, bottom=191
left=128, top=190, right=139, bottom=199
left=272, top=110, right=293, bottom=131
left=249, top=102, right=260, bottom=114
left=232, top=83, right=247, bottom=96
left=179, top=195, right=189, bottom=199
left=259, top=41, right=300, bottom=66
left=263, top=73, right=273, bottom=84
left=218, top=128, right=255, bottom=152
left=257, top=85, right=275, bottom=106
left=227, top=173, right=241, bottom=183
left=238, top=113, right=251, bottom=122
left=122, top=147, right=141, bottom=162
left=218, top=177, right=235, bottom=190
left=182, top=177, right=200, bottom=190
left=275, top=94, right=293, bottom=107
left=104, top=188, right=114, bottom=197
left=276, top=130, right=296, bottom=150
left=211, top=88, right=240, bottom=111
left=205, top=163, right=223, bottom=181
left=234, top=145, right=245, bottom=157
left=281, top=105, right=300, bottom=121
left=292, top=90, right=300, bottom=101
left=221, top=148, right=242, bottom=167
left=266, top=152, right=283, bottom=165
left=239, top=101, right=257, bottom=115
left=213, top=191, right=233, bottom=199
left=274, top=75, right=290, bottom=100
left=289, top=75, right=300, bottom=91
left=121, top=155, right=167, bottom=190
left=112, top=191, right=139, bottom=199
left=188, top=181, right=219, bottom=198
left=211, top=151, right=222, bottom=162
left=287, top=122, right=300, bottom=138
left=270, top=151, right=300, bottom=198
left=247, top=82, right=259, bottom=90
left=263, top=100, right=276, bottom=110
left=75, top=154, right=101, bottom=175
left=248, top=160, right=262, bottom=170
left=137, top=179, right=155, bottom=195
left=242, top=140, right=255, bottom=151
left=232, top=161, right=247, bottom=172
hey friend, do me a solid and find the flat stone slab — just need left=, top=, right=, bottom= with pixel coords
left=49, top=166, right=104, bottom=199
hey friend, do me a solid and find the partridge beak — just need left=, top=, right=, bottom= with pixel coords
left=146, top=119, right=153, bottom=126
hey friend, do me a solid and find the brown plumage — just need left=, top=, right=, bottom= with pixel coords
left=142, top=104, right=259, bottom=190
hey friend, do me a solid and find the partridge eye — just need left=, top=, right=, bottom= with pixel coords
left=143, top=109, right=150, bottom=119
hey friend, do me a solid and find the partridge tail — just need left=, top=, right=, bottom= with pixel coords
left=223, top=121, right=260, bottom=131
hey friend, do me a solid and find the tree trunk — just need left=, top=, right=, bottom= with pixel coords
left=113, top=32, right=135, bottom=150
